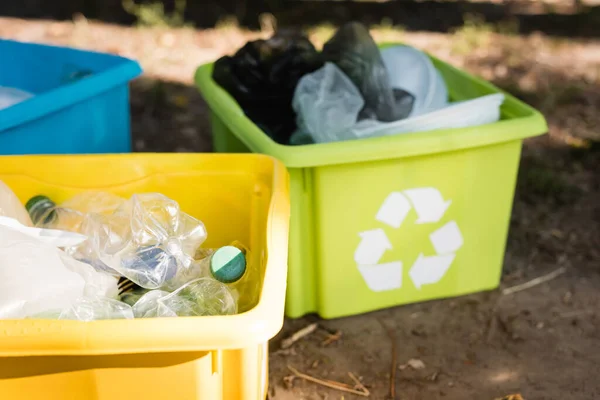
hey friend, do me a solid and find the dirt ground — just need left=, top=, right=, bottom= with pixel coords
left=1, top=15, right=599, bottom=400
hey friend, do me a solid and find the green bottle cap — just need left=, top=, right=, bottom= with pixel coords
left=210, top=245, right=247, bottom=284
left=25, top=195, right=57, bottom=225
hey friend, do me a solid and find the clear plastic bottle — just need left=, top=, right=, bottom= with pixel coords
left=0, top=181, right=32, bottom=226
left=25, top=192, right=125, bottom=231
left=184, top=241, right=258, bottom=312
left=25, top=192, right=127, bottom=274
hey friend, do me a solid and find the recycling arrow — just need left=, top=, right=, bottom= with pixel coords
left=376, top=192, right=411, bottom=228
left=357, top=261, right=403, bottom=292
left=403, top=187, right=451, bottom=224
left=429, top=221, right=463, bottom=255
left=354, top=228, right=392, bottom=265
left=409, top=253, right=455, bottom=289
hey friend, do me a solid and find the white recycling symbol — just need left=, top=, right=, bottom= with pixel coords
left=354, top=187, right=464, bottom=292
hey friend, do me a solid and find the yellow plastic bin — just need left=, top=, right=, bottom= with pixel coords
left=0, top=153, right=290, bottom=400
left=195, top=45, right=548, bottom=319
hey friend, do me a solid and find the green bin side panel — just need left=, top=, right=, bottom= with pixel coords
left=309, top=140, right=521, bottom=318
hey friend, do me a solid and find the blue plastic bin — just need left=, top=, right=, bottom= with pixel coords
left=0, top=39, right=142, bottom=155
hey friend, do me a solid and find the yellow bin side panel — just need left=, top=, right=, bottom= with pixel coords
left=0, top=345, right=267, bottom=400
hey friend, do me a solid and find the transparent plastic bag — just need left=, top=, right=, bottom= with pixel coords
left=59, top=296, right=133, bottom=321
left=95, top=193, right=208, bottom=289
left=293, top=62, right=364, bottom=143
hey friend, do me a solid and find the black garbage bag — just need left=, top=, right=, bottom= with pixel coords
left=212, top=31, right=323, bottom=144
left=322, top=22, right=414, bottom=122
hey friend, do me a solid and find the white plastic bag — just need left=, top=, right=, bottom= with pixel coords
left=0, top=218, right=118, bottom=319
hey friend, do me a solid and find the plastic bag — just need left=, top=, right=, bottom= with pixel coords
left=212, top=31, right=323, bottom=144
left=0, top=219, right=118, bottom=319
left=349, top=93, right=505, bottom=139
left=380, top=45, right=448, bottom=117
left=59, top=296, right=133, bottom=321
left=94, top=193, right=207, bottom=290
left=293, top=62, right=364, bottom=143
left=0, top=181, right=32, bottom=226
left=322, top=22, right=414, bottom=122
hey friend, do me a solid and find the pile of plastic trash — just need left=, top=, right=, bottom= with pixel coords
left=0, top=181, right=253, bottom=321
left=213, top=22, right=504, bottom=145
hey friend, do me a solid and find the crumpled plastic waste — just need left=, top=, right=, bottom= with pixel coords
left=59, top=296, right=133, bottom=321
left=293, top=62, right=364, bottom=144
left=380, top=45, right=448, bottom=117
left=26, top=191, right=127, bottom=274
left=322, top=22, right=414, bottom=122
left=349, top=93, right=505, bottom=139
left=0, top=86, right=33, bottom=110
left=0, top=181, right=32, bottom=226
left=1, top=186, right=253, bottom=321
left=0, top=217, right=118, bottom=319
left=212, top=31, right=324, bottom=144
left=93, top=193, right=208, bottom=290
left=131, top=278, right=237, bottom=318
left=292, top=42, right=504, bottom=144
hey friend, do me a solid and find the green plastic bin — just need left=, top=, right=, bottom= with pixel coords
left=195, top=46, right=547, bottom=319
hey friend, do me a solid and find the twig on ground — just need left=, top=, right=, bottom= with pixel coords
left=378, top=319, right=397, bottom=399
left=272, top=347, right=297, bottom=356
left=348, top=372, right=370, bottom=396
left=322, top=330, right=342, bottom=346
left=502, top=267, right=567, bottom=296
left=287, top=365, right=370, bottom=397
left=281, top=323, right=318, bottom=349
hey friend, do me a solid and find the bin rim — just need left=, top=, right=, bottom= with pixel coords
left=0, top=39, right=142, bottom=133
left=194, top=44, right=547, bottom=168
left=0, top=153, right=290, bottom=356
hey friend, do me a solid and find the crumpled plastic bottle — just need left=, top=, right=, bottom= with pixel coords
left=212, top=31, right=324, bottom=144
left=93, top=193, right=208, bottom=290
left=25, top=192, right=127, bottom=274
left=322, top=22, right=414, bottom=122
left=59, top=296, right=134, bottom=321
left=161, top=241, right=258, bottom=312
left=132, top=278, right=237, bottom=318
